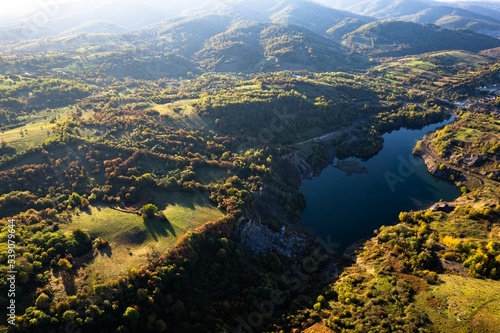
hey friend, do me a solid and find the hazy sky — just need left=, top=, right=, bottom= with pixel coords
left=0, top=0, right=101, bottom=16
left=0, top=0, right=170, bottom=16
left=0, top=0, right=71, bottom=16
left=1, top=0, right=499, bottom=16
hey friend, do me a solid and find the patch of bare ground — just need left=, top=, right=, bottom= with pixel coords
left=302, top=323, right=334, bottom=333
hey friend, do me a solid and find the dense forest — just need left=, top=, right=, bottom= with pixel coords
left=1, top=0, right=500, bottom=332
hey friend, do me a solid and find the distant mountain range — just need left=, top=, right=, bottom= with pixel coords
left=1, top=0, right=500, bottom=77
left=2, top=0, right=500, bottom=39
left=343, top=20, right=500, bottom=57
left=319, top=0, right=500, bottom=37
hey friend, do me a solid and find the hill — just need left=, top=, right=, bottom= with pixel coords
left=0, top=0, right=233, bottom=41
left=319, top=0, right=500, bottom=38
left=0, top=2, right=499, bottom=333
left=267, top=0, right=373, bottom=41
left=0, top=0, right=373, bottom=44
left=1, top=13, right=367, bottom=78
left=446, top=1, right=500, bottom=21
left=0, top=0, right=169, bottom=40
left=194, top=21, right=361, bottom=72
left=140, top=15, right=234, bottom=59
left=399, top=6, right=500, bottom=38
left=2, top=0, right=500, bottom=42
left=343, top=20, right=500, bottom=57
left=163, top=0, right=374, bottom=42
left=61, top=21, right=128, bottom=35
left=321, top=0, right=431, bottom=18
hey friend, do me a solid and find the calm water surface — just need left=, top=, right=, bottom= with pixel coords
left=301, top=118, right=460, bottom=250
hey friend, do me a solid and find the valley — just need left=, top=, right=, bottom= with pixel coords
left=0, top=0, right=499, bottom=332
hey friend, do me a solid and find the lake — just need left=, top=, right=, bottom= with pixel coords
left=301, top=117, right=460, bottom=251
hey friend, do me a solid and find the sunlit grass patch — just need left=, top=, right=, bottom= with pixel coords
left=65, top=194, right=223, bottom=282
left=415, top=274, right=500, bottom=333
left=0, top=107, right=72, bottom=150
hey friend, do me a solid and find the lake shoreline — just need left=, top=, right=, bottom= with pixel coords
left=253, top=112, right=459, bottom=258
left=296, top=113, right=460, bottom=254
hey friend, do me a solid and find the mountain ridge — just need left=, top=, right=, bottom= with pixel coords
left=343, top=20, right=500, bottom=57
left=318, top=0, right=500, bottom=37
left=3, top=0, right=500, bottom=41
left=1, top=0, right=499, bottom=79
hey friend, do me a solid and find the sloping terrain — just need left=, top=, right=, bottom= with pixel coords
left=399, top=6, right=500, bottom=37
left=319, top=0, right=500, bottom=37
left=268, top=0, right=373, bottom=41
left=0, top=1, right=499, bottom=333
left=343, top=20, right=500, bottom=57
left=194, top=21, right=358, bottom=72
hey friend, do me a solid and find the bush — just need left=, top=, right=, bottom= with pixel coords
left=442, top=251, right=460, bottom=261
left=92, top=237, right=109, bottom=250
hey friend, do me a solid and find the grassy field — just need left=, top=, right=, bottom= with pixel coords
left=64, top=192, right=223, bottom=283
left=416, top=274, right=500, bottom=333
left=0, top=107, right=72, bottom=150
left=156, top=191, right=224, bottom=232
left=455, top=128, right=481, bottom=143
left=415, top=110, right=500, bottom=332
left=151, top=99, right=197, bottom=119
left=151, top=99, right=213, bottom=129
left=374, top=51, right=493, bottom=90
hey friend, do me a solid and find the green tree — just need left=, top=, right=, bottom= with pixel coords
left=58, top=258, right=73, bottom=271
left=35, top=293, right=50, bottom=310
left=142, top=203, right=158, bottom=219
left=123, top=306, right=139, bottom=320
left=70, top=228, right=91, bottom=255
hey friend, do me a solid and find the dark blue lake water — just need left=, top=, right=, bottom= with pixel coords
left=301, top=118, right=460, bottom=251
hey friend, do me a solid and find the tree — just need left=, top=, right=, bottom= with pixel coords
left=141, top=203, right=158, bottom=219
left=58, top=258, right=73, bottom=271
left=61, top=310, right=78, bottom=323
left=123, top=307, right=139, bottom=320
left=35, top=293, right=50, bottom=310
left=70, top=228, right=92, bottom=255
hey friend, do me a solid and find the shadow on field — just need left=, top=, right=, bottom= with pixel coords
left=98, top=246, right=112, bottom=257
left=54, top=269, right=77, bottom=296
left=143, top=217, right=176, bottom=241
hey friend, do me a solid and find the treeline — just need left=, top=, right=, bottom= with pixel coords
left=375, top=102, right=445, bottom=132
left=0, top=76, right=92, bottom=128
left=9, top=214, right=326, bottom=333
left=343, top=21, right=500, bottom=57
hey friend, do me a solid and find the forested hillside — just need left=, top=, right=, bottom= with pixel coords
left=343, top=21, right=500, bottom=57
left=0, top=1, right=499, bottom=332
